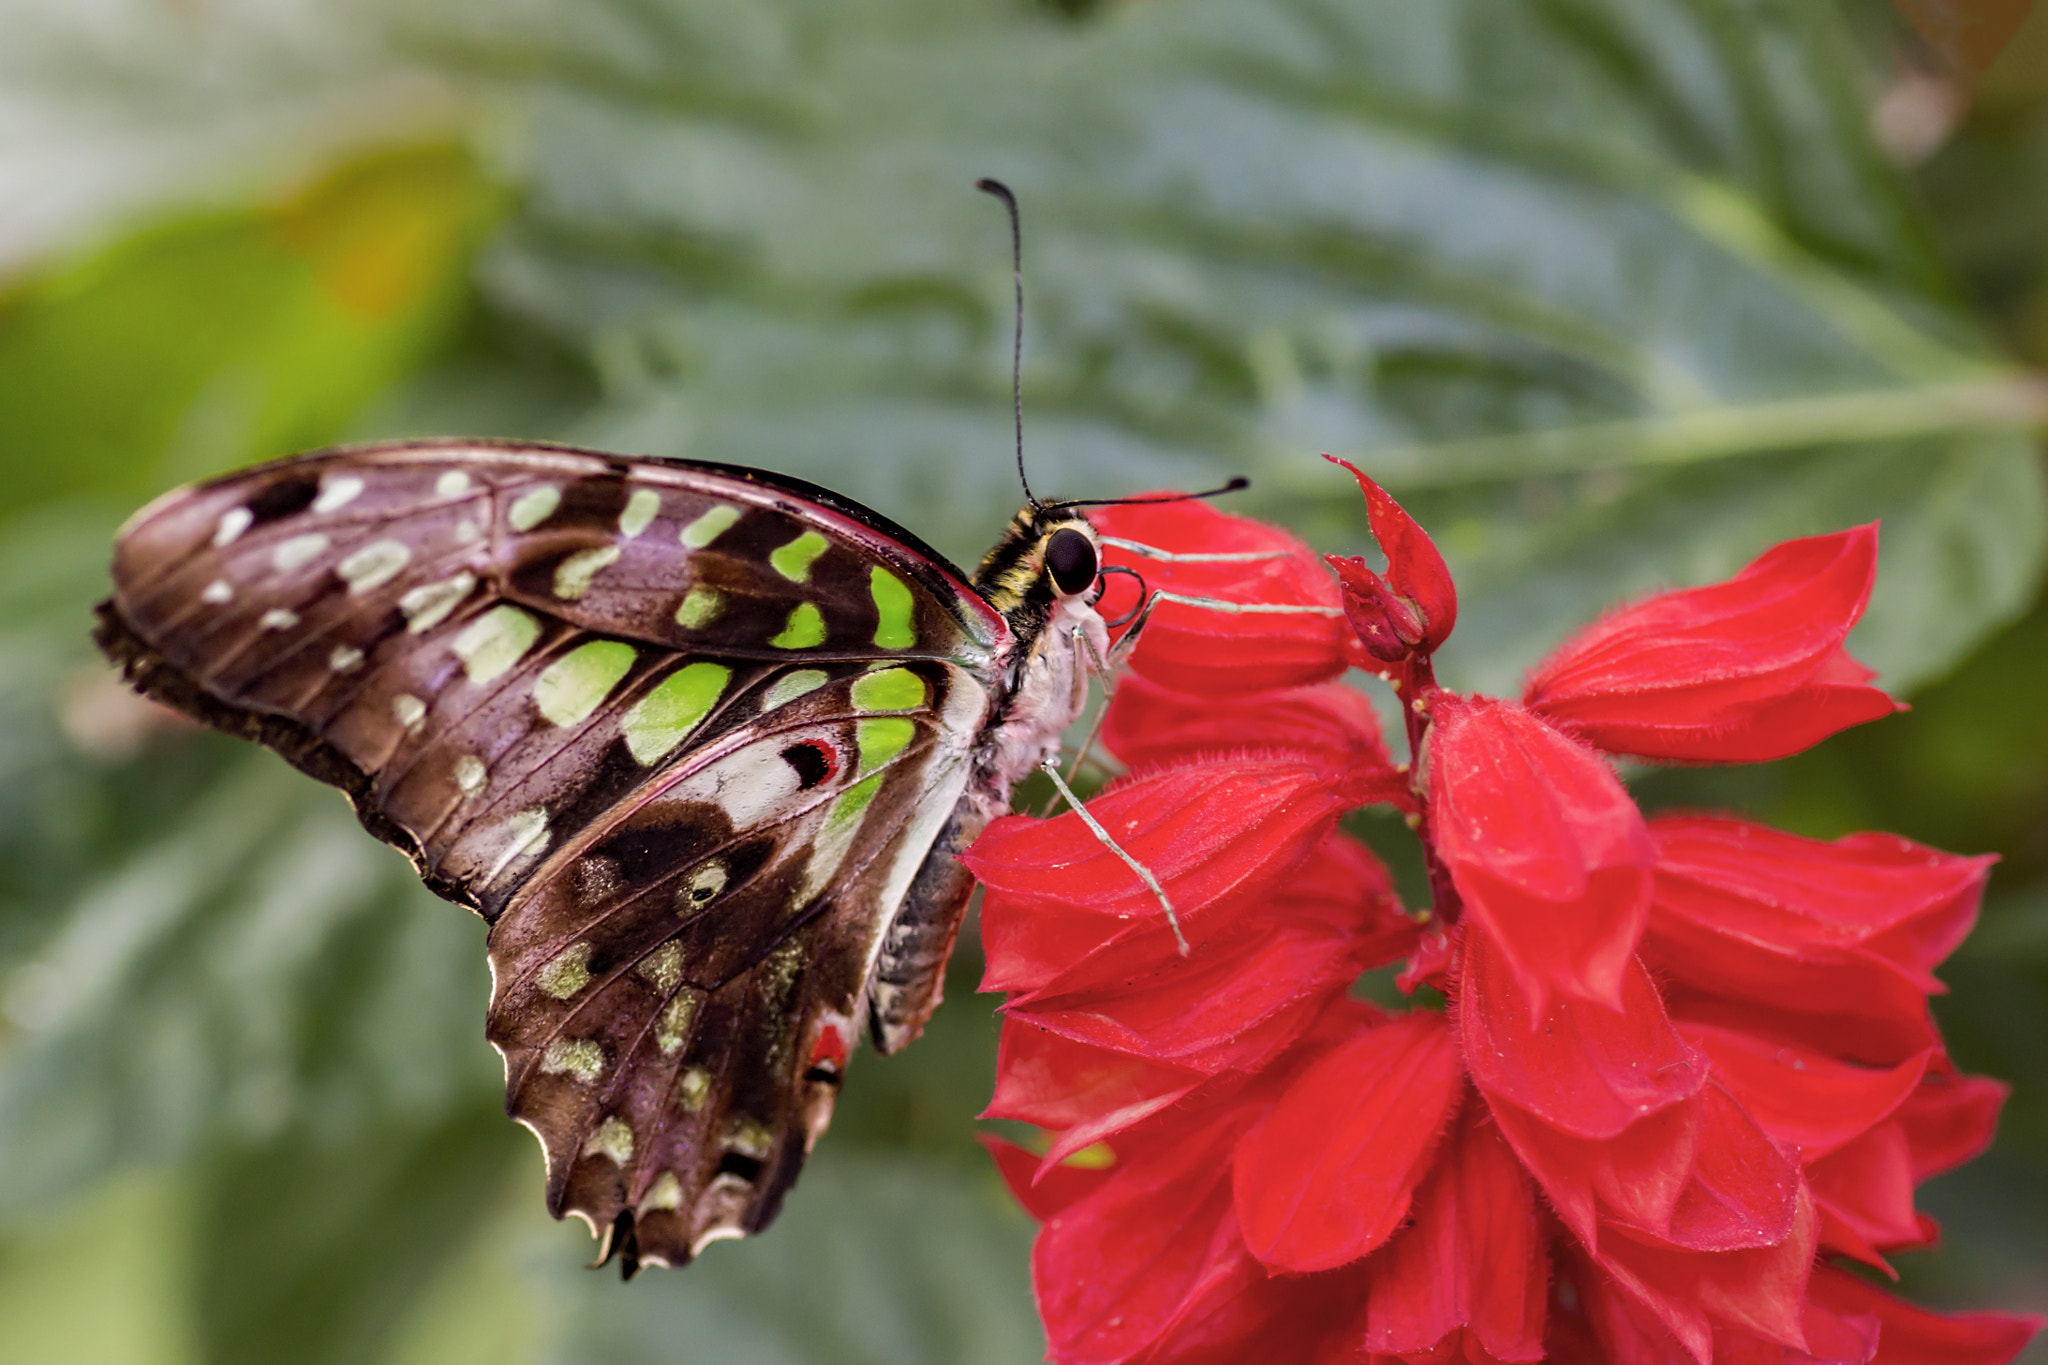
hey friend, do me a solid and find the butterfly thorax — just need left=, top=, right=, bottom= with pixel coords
left=966, top=505, right=1108, bottom=812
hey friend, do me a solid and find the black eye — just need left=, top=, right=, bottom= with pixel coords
left=1044, top=527, right=1099, bottom=597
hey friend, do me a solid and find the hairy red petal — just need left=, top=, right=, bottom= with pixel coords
left=1326, top=456, right=1458, bottom=652
left=1524, top=525, right=1898, bottom=762
left=1430, top=696, right=1654, bottom=1015
left=1646, top=921, right=1939, bottom=1069
left=980, top=1134, right=1114, bottom=1222
left=1598, top=1184, right=1818, bottom=1364
left=984, top=1024, right=1199, bottom=1155
left=1684, top=1022, right=1931, bottom=1161
left=1895, top=1072, right=2008, bottom=1181
left=1100, top=671, right=1400, bottom=798
left=1650, top=816, right=1992, bottom=988
left=1001, top=831, right=1410, bottom=1073
left=1093, top=497, right=1349, bottom=694
left=1005, top=905, right=1359, bottom=1075
left=1808, top=1265, right=2042, bottom=1365
left=1461, top=925, right=1704, bottom=1140
left=966, top=755, right=1351, bottom=926
left=1358, top=1102, right=1549, bottom=1364
left=1234, top=1012, right=1464, bottom=1271
left=1032, top=1116, right=1251, bottom=1365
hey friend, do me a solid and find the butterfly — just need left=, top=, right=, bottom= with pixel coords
left=93, top=438, right=1128, bottom=1275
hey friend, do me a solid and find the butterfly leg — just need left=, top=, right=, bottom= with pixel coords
left=1038, top=759, right=1189, bottom=956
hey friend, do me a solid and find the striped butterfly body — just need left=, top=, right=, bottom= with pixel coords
left=94, top=439, right=1110, bottom=1273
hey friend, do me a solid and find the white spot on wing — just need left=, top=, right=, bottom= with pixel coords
left=392, top=694, right=427, bottom=729
left=508, top=485, right=561, bottom=532
left=272, top=533, right=330, bottom=573
left=201, top=580, right=233, bottom=605
left=454, top=754, right=486, bottom=795
left=399, top=572, right=476, bottom=633
left=583, top=1116, right=635, bottom=1165
left=258, top=608, right=299, bottom=631
left=455, top=519, right=481, bottom=544
left=312, top=475, right=365, bottom=514
left=486, top=807, right=550, bottom=883
left=337, top=540, right=410, bottom=593
left=213, top=508, right=252, bottom=547
left=329, top=645, right=364, bottom=673
left=436, top=470, right=473, bottom=497
left=552, top=546, right=622, bottom=601
left=637, top=1172, right=684, bottom=1213
left=540, top=1037, right=605, bottom=1084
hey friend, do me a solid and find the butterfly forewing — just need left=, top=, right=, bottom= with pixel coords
left=98, top=441, right=1014, bottom=1264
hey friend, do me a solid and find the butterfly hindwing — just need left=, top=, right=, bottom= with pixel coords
left=486, top=660, right=988, bottom=1263
left=96, top=440, right=1015, bottom=1263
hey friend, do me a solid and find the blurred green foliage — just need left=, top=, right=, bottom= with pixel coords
left=0, top=0, right=2044, bottom=1362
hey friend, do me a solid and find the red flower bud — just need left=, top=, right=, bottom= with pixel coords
left=1324, top=456, right=1458, bottom=658
left=1523, top=525, right=1900, bottom=762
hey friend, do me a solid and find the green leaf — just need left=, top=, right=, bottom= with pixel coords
left=0, top=144, right=501, bottom=517
left=413, top=0, right=2042, bottom=692
left=541, top=1151, right=1042, bottom=1365
left=191, top=1104, right=526, bottom=1365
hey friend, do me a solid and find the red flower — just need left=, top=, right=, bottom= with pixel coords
left=970, top=476, right=2038, bottom=1365
left=1522, top=528, right=1901, bottom=763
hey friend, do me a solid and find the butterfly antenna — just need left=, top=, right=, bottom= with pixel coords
left=1054, top=477, right=1251, bottom=510
left=977, top=177, right=1036, bottom=510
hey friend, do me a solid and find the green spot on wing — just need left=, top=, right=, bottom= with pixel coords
left=764, top=668, right=829, bottom=710
left=870, top=567, right=917, bottom=648
left=770, top=530, right=831, bottom=583
left=855, top=717, right=915, bottom=776
left=852, top=667, right=926, bottom=712
left=451, top=606, right=541, bottom=684
left=679, top=503, right=740, bottom=549
left=771, top=602, right=827, bottom=649
left=533, top=640, right=636, bottom=727
left=675, top=585, right=723, bottom=628
left=623, top=662, right=731, bottom=764
left=823, top=772, right=886, bottom=836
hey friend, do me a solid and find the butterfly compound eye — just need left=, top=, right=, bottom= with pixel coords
left=1045, top=527, right=1099, bottom=597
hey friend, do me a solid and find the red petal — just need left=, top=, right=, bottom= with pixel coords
left=1128, top=1257, right=1358, bottom=1365
left=1032, top=1115, right=1249, bottom=1365
left=1360, top=1102, right=1549, bottom=1364
left=1808, top=1122, right=1922, bottom=1254
left=1234, top=1012, right=1464, bottom=1271
left=1807, top=1265, right=2042, bottom=1365
left=1093, top=497, right=1349, bottom=695
left=1650, top=816, right=1992, bottom=988
left=1523, top=526, right=1899, bottom=762
left=1644, top=915, right=1939, bottom=1069
left=980, top=1133, right=1114, bottom=1221
left=984, top=1024, right=1200, bottom=1150
left=965, top=755, right=1351, bottom=926
left=1430, top=696, right=1654, bottom=1015
left=1460, top=925, right=1704, bottom=1140
left=1002, top=832, right=1410, bottom=1072
left=1100, top=670, right=1401, bottom=798
left=1004, top=908, right=1359, bottom=1075
left=1684, top=1022, right=1931, bottom=1161
left=1596, top=1184, right=1818, bottom=1364
left=1894, top=1072, right=2008, bottom=1180
left=1326, top=456, right=1458, bottom=652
